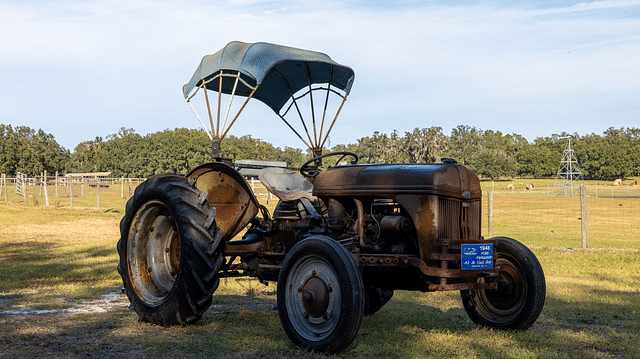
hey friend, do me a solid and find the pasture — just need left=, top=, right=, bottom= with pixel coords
left=0, top=179, right=639, bottom=358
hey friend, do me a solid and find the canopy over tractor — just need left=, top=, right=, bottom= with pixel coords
left=183, top=41, right=355, bottom=158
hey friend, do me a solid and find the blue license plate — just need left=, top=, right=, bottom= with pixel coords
left=461, top=244, right=493, bottom=270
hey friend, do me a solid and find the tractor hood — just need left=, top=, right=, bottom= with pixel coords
left=312, top=163, right=481, bottom=200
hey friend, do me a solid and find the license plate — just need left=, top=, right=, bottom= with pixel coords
left=461, top=244, right=493, bottom=270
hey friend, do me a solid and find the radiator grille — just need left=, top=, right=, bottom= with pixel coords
left=438, top=198, right=480, bottom=240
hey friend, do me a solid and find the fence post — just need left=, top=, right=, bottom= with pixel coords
left=55, top=171, right=59, bottom=197
left=487, top=190, right=494, bottom=238
left=69, top=179, right=74, bottom=208
left=121, top=177, right=124, bottom=199
left=23, top=176, right=28, bottom=204
left=128, top=178, right=132, bottom=198
left=44, top=170, right=49, bottom=206
left=1, top=173, right=6, bottom=201
left=580, top=185, right=588, bottom=249
left=96, top=176, right=101, bottom=211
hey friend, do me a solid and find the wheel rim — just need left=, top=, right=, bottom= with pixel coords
left=285, top=256, right=341, bottom=341
left=127, top=200, right=181, bottom=306
left=475, top=255, right=527, bottom=323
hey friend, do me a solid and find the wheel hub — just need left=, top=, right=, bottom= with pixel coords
left=487, top=262, right=523, bottom=310
left=301, top=276, right=330, bottom=318
left=128, top=200, right=181, bottom=305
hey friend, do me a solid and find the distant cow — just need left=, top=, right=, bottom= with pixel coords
left=507, top=183, right=514, bottom=190
left=525, top=183, right=534, bottom=191
left=613, top=179, right=622, bottom=186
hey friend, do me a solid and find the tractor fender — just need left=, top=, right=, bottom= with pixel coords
left=187, top=162, right=259, bottom=241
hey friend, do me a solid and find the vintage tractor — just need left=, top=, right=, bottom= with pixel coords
left=117, top=41, right=545, bottom=354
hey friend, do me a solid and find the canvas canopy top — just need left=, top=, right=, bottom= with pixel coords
left=182, top=41, right=355, bottom=115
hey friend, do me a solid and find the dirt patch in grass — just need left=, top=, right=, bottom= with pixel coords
left=0, top=291, right=129, bottom=316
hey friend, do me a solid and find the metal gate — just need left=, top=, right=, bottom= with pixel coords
left=16, top=172, right=27, bottom=196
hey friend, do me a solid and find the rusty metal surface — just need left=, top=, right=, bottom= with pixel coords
left=353, top=253, right=498, bottom=292
left=314, top=163, right=482, bottom=262
left=313, top=163, right=481, bottom=199
left=187, top=162, right=258, bottom=241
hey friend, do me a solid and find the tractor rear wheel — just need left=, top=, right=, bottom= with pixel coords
left=117, top=174, right=223, bottom=326
left=460, top=237, right=545, bottom=330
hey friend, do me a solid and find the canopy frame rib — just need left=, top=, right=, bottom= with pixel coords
left=188, top=71, right=258, bottom=144
left=318, top=66, right=334, bottom=147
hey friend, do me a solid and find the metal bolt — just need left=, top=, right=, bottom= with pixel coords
left=327, top=285, right=333, bottom=293
left=311, top=270, right=317, bottom=276
left=298, top=286, right=303, bottom=292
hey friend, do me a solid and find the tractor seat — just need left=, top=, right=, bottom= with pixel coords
left=258, top=167, right=317, bottom=202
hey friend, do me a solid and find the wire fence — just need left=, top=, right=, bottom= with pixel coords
left=2, top=174, right=638, bottom=250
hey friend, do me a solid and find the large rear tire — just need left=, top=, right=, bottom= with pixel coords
left=117, top=174, right=223, bottom=326
left=277, top=236, right=365, bottom=354
left=460, top=237, right=545, bottom=330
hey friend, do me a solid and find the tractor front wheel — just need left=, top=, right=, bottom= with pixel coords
left=277, top=236, right=364, bottom=354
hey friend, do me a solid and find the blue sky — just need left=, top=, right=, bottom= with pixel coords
left=1, top=0, right=639, bottom=151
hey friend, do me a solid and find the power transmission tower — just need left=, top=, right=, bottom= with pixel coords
left=553, top=135, right=584, bottom=196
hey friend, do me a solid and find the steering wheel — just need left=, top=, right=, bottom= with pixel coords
left=300, top=152, right=359, bottom=178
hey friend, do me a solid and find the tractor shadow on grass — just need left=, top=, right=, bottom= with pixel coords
left=349, top=286, right=640, bottom=357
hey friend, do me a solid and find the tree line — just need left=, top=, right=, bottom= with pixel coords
left=336, top=125, right=640, bottom=180
left=1, top=123, right=639, bottom=180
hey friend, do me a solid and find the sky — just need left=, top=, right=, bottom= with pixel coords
left=1, top=0, right=639, bottom=151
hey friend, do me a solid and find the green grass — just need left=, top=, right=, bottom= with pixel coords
left=1, top=180, right=640, bottom=358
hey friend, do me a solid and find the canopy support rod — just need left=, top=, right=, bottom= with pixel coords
left=292, top=93, right=315, bottom=150
left=221, top=88, right=256, bottom=140
left=202, top=82, right=216, bottom=138
left=217, top=71, right=223, bottom=137
left=319, top=94, right=348, bottom=149
left=318, top=66, right=333, bottom=149
left=274, top=69, right=315, bottom=149
left=278, top=114, right=312, bottom=149
left=221, top=72, right=241, bottom=135
left=188, top=101, right=213, bottom=140
left=305, top=63, right=318, bottom=148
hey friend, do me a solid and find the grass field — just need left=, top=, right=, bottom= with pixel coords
left=1, top=179, right=639, bottom=358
